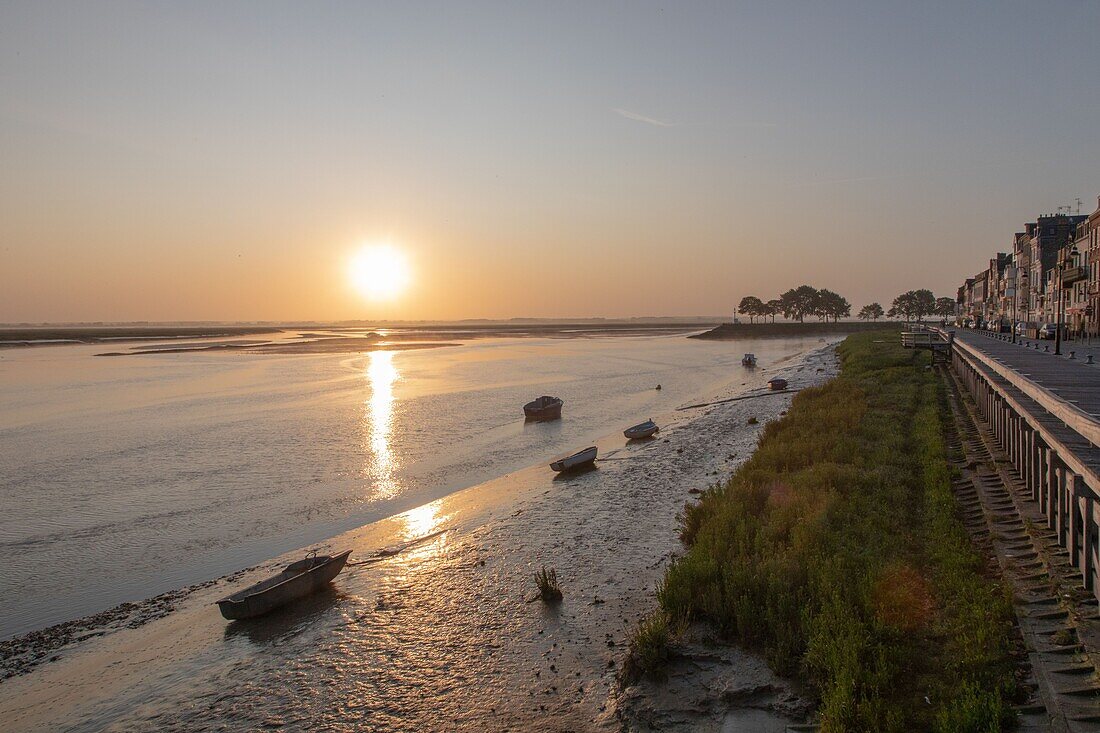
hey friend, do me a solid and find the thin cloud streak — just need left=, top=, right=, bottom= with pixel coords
left=612, top=107, right=676, bottom=127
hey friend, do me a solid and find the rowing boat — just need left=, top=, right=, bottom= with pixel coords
left=550, top=446, right=597, bottom=472
left=216, top=550, right=352, bottom=620
left=524, top=395, right=563, bottom=421
left=624, top=419, right=659, bottom=439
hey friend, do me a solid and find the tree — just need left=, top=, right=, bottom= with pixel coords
left=858, top=303, right=884, bottom=321
left=817, top=289, right=851, bottom=322
left=911, top=289, right=935, bottom=322
left=779, top=285, right=820, bottom=323
left=737, top=296, right=765, bottom=324
left=934, top=297, right=956, bottom=320
left=765, top=299, right=782, bottom=323
left=890, top=289, right=936, bottom=322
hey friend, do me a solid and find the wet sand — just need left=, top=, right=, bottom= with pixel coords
left=0, top=343, right=838, bottom=732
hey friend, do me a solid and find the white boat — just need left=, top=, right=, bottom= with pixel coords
left=742, top=353, right=757, bottom=367
left=624, top=419, right=659, bottom=439
left=550, top=446, right=597, bottom=472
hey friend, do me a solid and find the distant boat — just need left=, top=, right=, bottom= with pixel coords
left=550, top=446, right=597, bottom=472
left=768, top=378, right=788, bottom=391
left=524, top=395, right=563, bottom=421
left=216, top=550, right=352, bottom=620
left=742, top=353, right=757, bottom=367
left=624, top=419, right=659, bottom=439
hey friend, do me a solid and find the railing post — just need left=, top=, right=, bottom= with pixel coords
left=1071, top=475, right=1085, bottom=569
left=1087, top=495, right=1097, bottom=593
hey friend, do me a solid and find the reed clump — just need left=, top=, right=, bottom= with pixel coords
left=621, top=610, right=675, bottom=684
left=640, top=332, right=1018, bottom=731
left=535, top=566, right=563, bottom=603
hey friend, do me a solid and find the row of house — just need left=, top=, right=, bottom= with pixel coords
left=957, top=196, right=1100, bottom=339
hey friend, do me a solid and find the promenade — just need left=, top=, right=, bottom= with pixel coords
left=953, top=330, right=1100, bottom=422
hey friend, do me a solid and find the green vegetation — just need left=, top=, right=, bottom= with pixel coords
left=622, top=610, right=675, bottom=683
left=534, top=566, right=563, bottom=603
left=643, top=332, right=1018, bottom=731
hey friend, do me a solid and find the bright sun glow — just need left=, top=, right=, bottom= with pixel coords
left=349, top=244, right=411, bottom=301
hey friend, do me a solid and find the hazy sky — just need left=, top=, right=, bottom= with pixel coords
left=2, top=1, right=1099, bottom=322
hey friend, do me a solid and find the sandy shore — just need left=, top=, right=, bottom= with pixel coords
left=0, top=341, right=838, bottom=732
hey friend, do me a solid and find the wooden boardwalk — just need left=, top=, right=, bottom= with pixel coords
left=939, top=328, right=1100, bottom=602
left=953, top=331, right=1100, bottom=424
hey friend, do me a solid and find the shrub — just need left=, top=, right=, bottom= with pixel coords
left=534, top=566, right=562, bottom=603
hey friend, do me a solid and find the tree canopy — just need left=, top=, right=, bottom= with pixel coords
left=858, top=303, right=884, bottom=321
left=779, top=285, right=820, bottom=323
left=890, top=289, right=937, bottom=322
left=737, top=296, right=766, bottom=323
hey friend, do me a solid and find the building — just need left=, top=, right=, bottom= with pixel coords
left=1073, top=196, right=1100, bottom=338
left=955, top=203, right=1096, bottom=339
left=1027, top=214, right=1087, bottom=325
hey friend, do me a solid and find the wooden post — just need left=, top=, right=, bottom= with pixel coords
left=1070, top=475, right=1084, bottom=569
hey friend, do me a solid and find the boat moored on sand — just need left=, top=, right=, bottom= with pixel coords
left=768, top=377, right=788, bottom=391
left=550, top=446, right=597, bottom=472
left=624, top=419, right=659, bottom=439
left=524, top=395, right=563, bottom=421
left=217, top=550, right=352, bottom=620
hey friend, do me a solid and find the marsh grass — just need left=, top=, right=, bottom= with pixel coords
left=621, top=610, right=676, bottom=684
left=535, top=566, right=563, bottom=603
left=641, top=332, right=1017, bottom=731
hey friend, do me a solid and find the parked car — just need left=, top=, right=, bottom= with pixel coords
left=1015, top=322, right=1027, bottom=337
left=1038, top=323, right=1057, bottom=339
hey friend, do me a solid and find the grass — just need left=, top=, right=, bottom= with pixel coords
left=640, top=331, right=1018, bottom=731
left=535, top=566, right=563, bottom=603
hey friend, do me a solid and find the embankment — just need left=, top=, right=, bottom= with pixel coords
left=690, top=321, right=902, bottom=339
left=618, top=331, right=1019, bottom=731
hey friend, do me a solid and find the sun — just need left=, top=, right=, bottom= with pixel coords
left=349, top=244, right=411, bottom=301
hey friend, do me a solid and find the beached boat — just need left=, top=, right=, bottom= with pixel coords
left=768, top=377, right=788, bottom=391
left=550, top=446, right=597, bottom=472
left=524, top=395, right=563, bottom=421
left=741, top=353, right=757, bottom=367
left=624, top=419, right=659, bottom=439
left=216, top=550, right=352, bottom=620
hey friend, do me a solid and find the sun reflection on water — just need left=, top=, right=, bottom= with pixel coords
left=365, top=350, right=400, bottom=500
left=402, top=500, right=441, bottom=540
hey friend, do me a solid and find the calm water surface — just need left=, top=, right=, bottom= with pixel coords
left=0, top=331, right=812, bottom=637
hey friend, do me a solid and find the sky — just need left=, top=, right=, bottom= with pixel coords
left=1, top=1, right=1099, bottom=323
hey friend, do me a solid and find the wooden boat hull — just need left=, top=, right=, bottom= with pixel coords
left=524, top=396, right=563, bottom=421
left=624, top=421, right=659, bottom=439
left=217, top=550, right=352, bottom=620
left=550, top=446, right=597, bottom=472
left=768, top=378, right=788, bottom=391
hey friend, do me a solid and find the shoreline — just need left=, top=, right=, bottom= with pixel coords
left=0, top=341, right=839, bottom=732
left=0, top=322, right=721, bottom=349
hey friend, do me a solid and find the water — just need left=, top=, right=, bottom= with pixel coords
left=0, top=330, right=816, bottom=638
